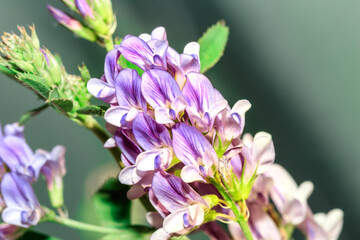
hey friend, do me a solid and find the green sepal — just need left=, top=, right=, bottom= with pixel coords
left=76, top=105, right=108, bottom=116
left=48, top=183, right=64, bottom=208
left=198, top=20, right=229, bottom=73
left=202, top=194, right=219, bottom=209
left=48, top=98, right=74, bottom=113
left=119, top=55, right=144, bottom=76
left=93, top=178, right=131, bottom=228
left=203, top=209, right=218, bottom=223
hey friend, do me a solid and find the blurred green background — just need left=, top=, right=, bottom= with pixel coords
left=0, top=0, right=358, bottom=239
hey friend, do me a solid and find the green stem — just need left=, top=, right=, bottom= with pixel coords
left=82, top=116, right=123, bottom=168
left=52, top=215, right=121, bottom=234
left=104, top=36, right=114, bottom=51
left=210, top=179, right=254, bottom=240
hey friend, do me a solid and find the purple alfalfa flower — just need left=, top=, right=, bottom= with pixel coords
left=47, top=5, right=82, bottom=31
left=231, top=132, right=275, bottom=186
left=75, top=0, right=94, bottom=18
left=87, top=49, right=121, bottom=104
left=1, top=172, right=42, bottom=228
left=104, top=69, right=147, bottom=128
left=214, top=99, right=251, bottom=146
left=182, top=73, right=228, bottom=133
left=0, top=130, right=47, bottom=183
left=132, top=113, right=173, bottom=173
left=40, top=145, right=66, bottom=208
left=141, top=69, right=187, bottom=124
left=265, top=164, right=314, bottom=225
left=298, top=208, right=343, bottom=240
left=172, top=123, right=218, bottom=183
left=150, top=171, right=208, bottom=237
left=166, top=42, right=201, bottom=89
left=229, top=201, right=282, bottom=240
left=0, top=224, right=26, bottom=240
left=118, top=28, right=168, bottom=71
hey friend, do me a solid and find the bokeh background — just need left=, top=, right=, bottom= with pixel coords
left=0, top=0, right=359, bottom=239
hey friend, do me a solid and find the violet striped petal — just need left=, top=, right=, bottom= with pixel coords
left=142, top=69, right=183, bottom=109
left=115, top=69, right=146, bottom=110
left=119, top=36, right=154, bottom=70
left=133, top=113, right=172, bottom=150
left=1, top=173, right=41, bottom=228
left=114, top=129, right=141, bottom=165
left=152, top=171, right=206, bottom=213
left=75, top=0, right=94, bottom=18
left=172, top=123, right=217, bottom=168
left=104, top=49, right=121, bottom=85
left=87, top=78, right=116, bottom=104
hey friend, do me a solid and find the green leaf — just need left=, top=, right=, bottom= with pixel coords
left=18, top=231, right=61, bottom=240
left=17, top=73, right=51, bottom=99
left=198, top=20, right=229, bottom=73
left=77, top=105, right=108, bottom=116
left=0, top=64, right=16, bottom=76
left=78, top=64, right=91, bottom=83
left=93, top=178, right=131, bottom=229
left=48, top=98, right=74, bottom=112
left=119, top=55, right=144, bottom=76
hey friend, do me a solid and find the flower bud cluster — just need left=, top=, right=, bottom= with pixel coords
left=48, top=0, right=116, bottom=46
left=88, top=27, right=343, bottom=239
left=0, top=123, right=66, bottom=239
left=0, top=26, right=93, bottom=121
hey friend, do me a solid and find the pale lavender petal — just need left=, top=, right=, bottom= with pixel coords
left=115, top=69, right=146, bottom=110
left=181, top=165, right=206, bottom=183
left=47, top=5, right=82, bottom=30
left=231, top=100, right=251, bottom=134
left=163, top=208, right=188, bottom=233
left=251, top=131, right=275, bottom=174
left=179, top=54, right=200, bottom=75
left=104, top=49, right=121, bottom=84
left=4, top=123, right=24, bottom=138
left=87, top=78, right=116, bottom=104
left=119, top=36, right=153, bottom=70
left=183, top=42, right=200, bottom=61
left=133, top=113, right=172, bottom=150
left=154, top=107, right=175, bottom=124
left=172, top=123, right=217, bottom=167
left=118, top=165, right=137, bottom=185
left=248, top=202, right=281, bottom=240
left=104, top=138, right=116, bottom=148
left=183, top=73, right=215, bottom=113
left=151, top=27, right=167, bottom=40
left=104, top=106, right=132, bottom=127
left=29, top=150, right=47, bottom=181
left=136, top=148, right=173, bottom=171
left=149, top=188, right=171, bottom=218
left=142, top=69, right=182, bottom=109
left=150, top=228, right=171, bottom=240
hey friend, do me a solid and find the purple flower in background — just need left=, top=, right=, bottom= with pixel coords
left=119, top=29, right=168, bottom=71
left=299, top=209, right=343, bottom=240
left=40, top=145, right=66, bottom=208
left=172, top=123, right=218, bottom=183
left=1, top=172, right=42, bottom=228
left=231, top=132, right=275, bottom=184
left=0, top=224, right=25, bottom=240
left=265, top=164, right=313, bottom=225
left=142, top=69, right=187, bottom=124
left=151, top=171, right=208, bottom=236
left=47, top=5, right=82, bottom=30
left=0, top=125, right=47, bottom=183
left=87, top=49, right=121, bottom=104
left=182, top=73, right=228, bottom=132
left=105, top=69, right=147, bottom=128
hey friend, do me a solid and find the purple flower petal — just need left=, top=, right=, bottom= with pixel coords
left=87, top=78, right=116, bottom=104
left=142, top=69, right=183, bottom=109
left=75, top=0, right=94, bottom=18
left=172, top=123, right=217, bottom=168
left=133, top=113, right=172, bottom=150
left=119, top=36, right=154, bottom=70
left=104, top=49, right=121, bottom=85
left=115, top=69, right=146, bottom=110
left=114, top=129, right=141, bottom=165
left=151, top=171, right=206, bottom=213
